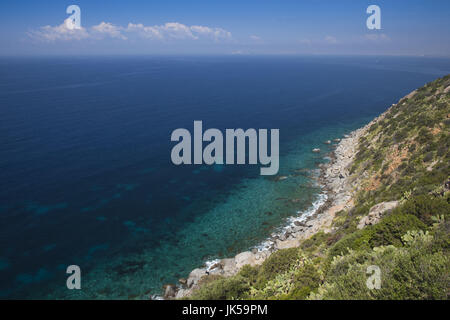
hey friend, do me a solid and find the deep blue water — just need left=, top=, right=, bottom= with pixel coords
left=0, top=56, right=449, bottom=298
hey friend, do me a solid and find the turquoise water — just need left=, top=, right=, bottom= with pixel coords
left=0, top=56, right=449, bottom=298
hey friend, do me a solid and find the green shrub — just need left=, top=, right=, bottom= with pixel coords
left=397, top=194, right=450, bottom=225
left=314, top=226, right=449, bottom=300
left=284, top=262, right=321, bottom=299
left=190, top=275, right=250, bottom=300
left=423, top=152, right=434, bottom=163
left=255, top=247, right=300, bottom=288
left=300, top=231, right=328, bottom=251
left=328, top=213, right=426, bottom=259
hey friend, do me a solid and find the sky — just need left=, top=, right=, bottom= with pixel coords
left=0, top=0, right=449, bottom=56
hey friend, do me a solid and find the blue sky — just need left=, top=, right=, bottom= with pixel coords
left=0, top=0, right=449, bottom=56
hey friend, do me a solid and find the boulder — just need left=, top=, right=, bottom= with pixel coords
left=187, top=268, right=207, bottom=288
left=275, top=239, right=299, bottom=250
left=163, top=284, right=177, bottom=298
left=234, top=251, right=255, bottom=269
left=293, top=220, right=306, bottom=227
left=175, top=288, right=190, bottom=299
left=221, top=258, right=237, bottom=276
left=357, top=201, right=399, bottom=229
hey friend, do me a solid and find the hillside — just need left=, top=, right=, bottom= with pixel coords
left=180, top=75, right=450, bottom=300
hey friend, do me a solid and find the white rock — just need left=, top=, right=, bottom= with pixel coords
left=357, top=201, right=399, bottom=229
left=187, top=268, right=207, bottom=288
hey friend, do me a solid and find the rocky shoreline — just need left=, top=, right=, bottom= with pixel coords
left=162, top=121, right=375, bottom=299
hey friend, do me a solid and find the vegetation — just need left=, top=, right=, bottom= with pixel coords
left=187, top=75, right=450, bottom=300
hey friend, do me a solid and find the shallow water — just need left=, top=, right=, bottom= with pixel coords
left=0, top=56, right=449, bottom=298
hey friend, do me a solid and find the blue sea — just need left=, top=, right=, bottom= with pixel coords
left=0, top=56, right=449, bottom=299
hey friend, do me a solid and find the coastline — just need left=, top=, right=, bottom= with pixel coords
left=164, top=118, right=378, bottom=299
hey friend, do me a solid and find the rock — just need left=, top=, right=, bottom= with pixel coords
left=405, top=90, right=417, bottom=99
left=276, top=239, right=299, bottom=250
left=163, top=284, right=177, bottom=298
left=175, top=288, right=190, bottom=299
left=209, top=262, right=222, bottom=270
left=324, top=140, right=332, bottom=144
left=445, top=86, right=450, bottom=93
left=235, top=251, right=255, bottom=269
left=221, top=258, right=237, bottom=276
left=293, top=220, right=306, bottom=227
left=251, top=248, right=258, bottom=254
left=255, top=251, right=269, bottom=261
left=357, top=201, right=399, bottom=229
left=312, top=148, right=321, bottom=153
left=333, top=138, right=341, bottom=142
left=208, top=267, right=224, bottom=276
left=187, top=268, right=207, bottom=288
left=178, top=278, right=187, bottom=286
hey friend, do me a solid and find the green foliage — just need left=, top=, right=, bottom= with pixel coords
left=254, top=247, right=300, bottom=289
left=397, top=194, right=450, bottom=225
left=300, top=231, right=328, bottom=251
left=189, top=275, right=250, bottom=300
left=328, top=213, right=426, bottom=259
left=283, top=262, right=321, bottom=300
left=313, top=223, right=449, bottom=300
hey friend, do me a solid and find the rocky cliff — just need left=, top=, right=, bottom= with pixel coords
left=170, top=75, right=450, bottom=300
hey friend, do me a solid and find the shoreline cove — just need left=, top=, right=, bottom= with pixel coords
left=162, top=117, right=377, bottom=299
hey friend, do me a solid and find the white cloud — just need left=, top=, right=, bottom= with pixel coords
left=190, top=25, right=232, bottom=41
left=161, top=22, right=197, bottom=39
left=91, top=22, right=127, bottom=40
left=126, top=23, right=162, bottom=39
left=125, top=22, right=232, bottom=41
left=250, top=35, right=261, bottom=41
left=27, top=18, right=89, bottom=41
left=28, top=20, right=232, bottom=43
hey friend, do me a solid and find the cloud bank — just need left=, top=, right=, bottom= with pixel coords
left=28, top=21, right=232, bottom=42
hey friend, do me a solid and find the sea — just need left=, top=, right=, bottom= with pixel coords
left=0, top=55, right=449, bottom=298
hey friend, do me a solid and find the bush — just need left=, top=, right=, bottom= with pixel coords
left=255, top=247, right=300, bottom=288
left=423, top=152, right=434, bottom=163
left=190, top=275, right=250, bottom=300
left=284, top=262, right=321, bottom=299
left=313, top=226, right=449, bottom=300
left=397, top=195, right=450, bottom=225
left=328, top=213, right=426, bottom=259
